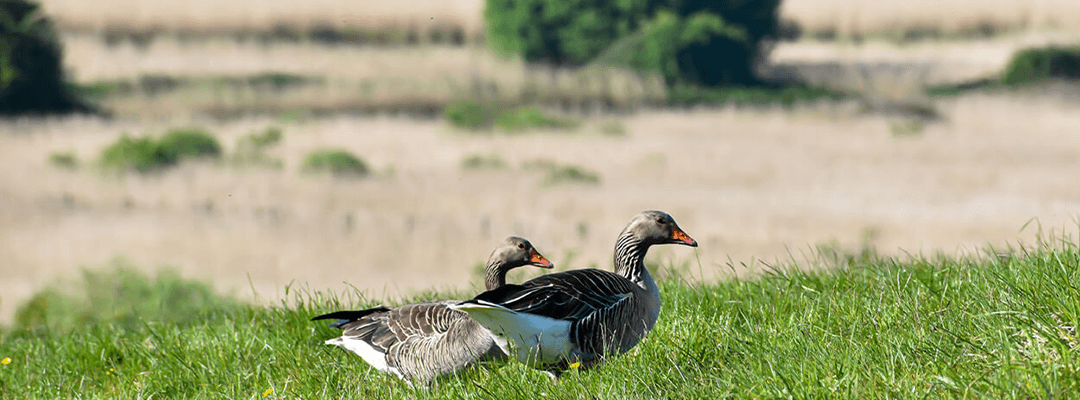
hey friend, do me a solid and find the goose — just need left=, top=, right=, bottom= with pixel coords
left=453, top=210, right=696, bottom=377
left=311, top=236, right=554, bottom=385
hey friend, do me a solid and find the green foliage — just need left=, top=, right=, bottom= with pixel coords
left=445, top=101, right=577, bottom=132
left=157, top=128, right=222, bottom=160
left=485, top=0, right=782, bottom=87
left=2, top=241, right=1079, bottom=398
left=100, top=135, right=171, bottom=172
left=13, top=258, right=244, bottom=333
left=100, top=129, right=222, bottom=173
left=232, top=127, right=284, bottom=169
left=460, top=153, right=508, bottom=170
left=541, top=164, right=601, bottom=186
left=47, top=151, right=77, bottom=169
left=443, top=100, right=494, bottom=130
left=1001, top=46, right=1080, bottom=86
left=0, top=0, right=91, bottom=115
left=301, top=149, right=369, bottom=177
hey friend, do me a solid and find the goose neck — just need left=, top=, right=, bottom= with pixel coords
left=484, top=261, right=508, bottom=290
left=613, top=232, right=651, bottom=284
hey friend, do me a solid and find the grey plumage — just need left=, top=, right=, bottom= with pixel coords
left=460, top=211, right=697, bottom=374
left=311, top=236, right=553, bottom=385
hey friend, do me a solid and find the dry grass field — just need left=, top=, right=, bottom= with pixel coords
left=3, top=92, right=1080, bottom=323
left=2, top=1, right=1080, bottom=324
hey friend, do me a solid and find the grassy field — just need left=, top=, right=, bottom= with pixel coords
left=1, top=234, right=1077, bottom=399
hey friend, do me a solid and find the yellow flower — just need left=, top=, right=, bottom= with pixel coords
left=569, top=361, right=582, bottom=370
left=263, top=388, right=273, bottom=397
left=1, top=357, right=10, bottom=365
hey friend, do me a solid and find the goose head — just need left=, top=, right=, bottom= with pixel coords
left=624, top=210, right=698, bottom=247
left=484, top=236, right=554, bottom=289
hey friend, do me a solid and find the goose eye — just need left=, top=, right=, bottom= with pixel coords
left=655, top=216, right=665, bottom=224
left=517, top=242, right=525, bottom=250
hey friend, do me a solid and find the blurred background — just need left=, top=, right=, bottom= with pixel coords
left=2, top=0, right=1079, bottom=325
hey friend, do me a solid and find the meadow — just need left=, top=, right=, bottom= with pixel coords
left=0, top=233, right=1077, bottom=398
left=2, top=1, right=1080, bottom=397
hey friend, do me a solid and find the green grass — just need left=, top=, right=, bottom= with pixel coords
left=2, top=239, right=1078, bottom=398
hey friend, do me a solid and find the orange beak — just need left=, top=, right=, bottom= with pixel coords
left=529, top=249, right=554, bottom=268
left=671, top=227, right=698, bottom=247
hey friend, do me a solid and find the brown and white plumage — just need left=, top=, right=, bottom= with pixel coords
left=454, top=211, right=697, bottom=376
left=311, top=236, right=553, bottom=384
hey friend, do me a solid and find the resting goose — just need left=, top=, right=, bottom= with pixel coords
left=454, top=210, right=696, bottom=376
left=311, top=236, right=554, bottom=385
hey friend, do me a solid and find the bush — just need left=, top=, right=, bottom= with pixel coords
left=302, top=149, right=369, bottom=177
left=0, top=0, right=91, bottom=115
left=444, top=100, right=494, bottom=130
left=48, top=151, right=78, bottom=169
left=100, top=128, right=222, bottom=172
left=14, top=259, right=244, bottom=332
left=1001, top=46, right=1080, bottom=86
left=100, top=135, right=171, bottom=172
left=157, top=128, right=222, bottom=160
left=541, top=164, right=601, bottom=186
left=232, top=127, right=284, bottom=169
left=484, top=0, right=782, bottom=87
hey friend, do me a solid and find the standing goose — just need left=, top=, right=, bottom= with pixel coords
left=454, top=211, right=696, bottom=376
left=311, top=236, right=554, bottom=385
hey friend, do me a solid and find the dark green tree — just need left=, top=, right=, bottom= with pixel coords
left=485, top=0, right=782, bottom=87
left=1, top=0, right=90, bottom=115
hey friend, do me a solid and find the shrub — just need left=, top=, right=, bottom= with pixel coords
left=0, top=0, right=91, bottom=115
left=100, top=128, right=222, bottom=172
left=157, top=128, right=222, bottom=160
left=1001, top=46, right=1080, bottom=86
left=484, top=0, right=782, bottom=87
left=302, top=149, right=369, bottom=177
left=494, top=106, right=576, bottom=131
left=48, top=151, right=78, bottom=169
left=14, top=259, right=244, bottom=333
left=542, top=164, right=601, bottom=186
left=460, top=153, right=508, bottom=170
left=444, top=100, right=494, bottom=130
left=100, top=135, right=171, bottom=172
left=232, top=127, right=284, bottom=169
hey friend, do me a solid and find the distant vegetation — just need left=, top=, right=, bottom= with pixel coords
left=0, top=0, right=92, bottom=115
left=928, top=45, right=1080, bottom=96
left=486, top=0, right=781, bottom=87
left=1001, top=46, right=1080, bottom=86
left=48, top=151, right=79, bottom=170
left=232, top=127, right=284, bottom=169
left=100, top=128, right=221, bottom=172
left=13, top=258, right=244, bottom=333
left=445, top=101, right=577, bottom=131
left=460, top=153, right=508, bottom=170
left=301, top=149, right=369, bottom=178
left=540, top=164, right=601, bottom=187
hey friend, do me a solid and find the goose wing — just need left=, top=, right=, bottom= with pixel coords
left=471, top=269, right=637, bottom=322
left=312, top=301, right=462, bottom=354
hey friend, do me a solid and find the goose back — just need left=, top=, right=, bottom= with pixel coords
left=312, top=236, right=553, bottom=385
